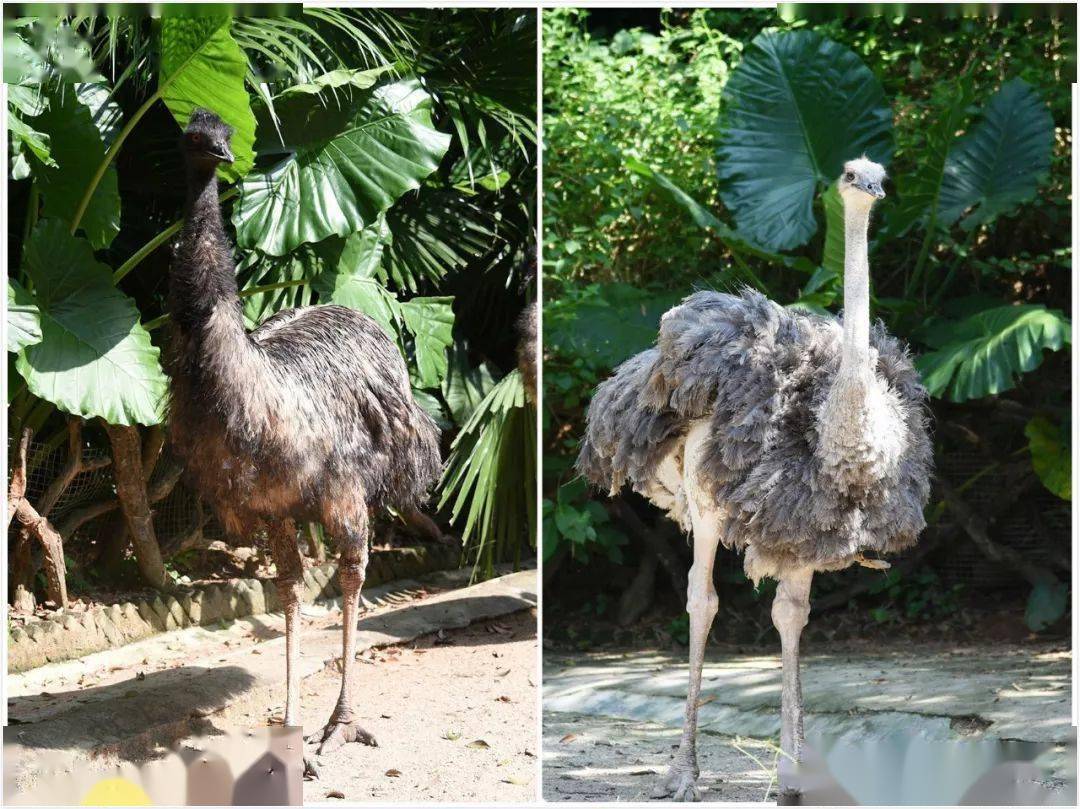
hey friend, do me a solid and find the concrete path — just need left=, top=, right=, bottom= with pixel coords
left=5, top=568, right=536, bottom=769
left=543, top=643, right=1073, bottom=801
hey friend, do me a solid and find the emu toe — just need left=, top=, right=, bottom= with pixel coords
left=310, top=718, right=378, bottom=756
left=650, top=766, right=701, bottom=802
left=303, top=756, right=320, bottom=780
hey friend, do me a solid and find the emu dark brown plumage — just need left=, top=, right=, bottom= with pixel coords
left=165, top=109, right=441, bottom=776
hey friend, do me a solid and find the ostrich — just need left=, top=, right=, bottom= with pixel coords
left=166, top=110, right=441, bottom=776
left=577, top=158, right=932, bottom=800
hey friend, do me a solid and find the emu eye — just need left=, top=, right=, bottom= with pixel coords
left=191, top=132, right=202, bottom=144
left=844, top=171, right=855, bottom=182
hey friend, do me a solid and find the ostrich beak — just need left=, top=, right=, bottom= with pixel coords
left=858, top=181, right=885, bottom=199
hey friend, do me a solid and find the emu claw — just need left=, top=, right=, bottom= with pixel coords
left=303, top=757, right=320, bottom=780
left=310, top=718, right=378, bottom=756
left=650, top=767, right=701, bottom=802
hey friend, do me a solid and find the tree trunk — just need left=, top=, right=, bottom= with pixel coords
left=307, top=522, right=326, bottom=562
left=618, top=549, right=658, bottom=626
left=607, top=498, right=688, bottom=603
left=8, top=428, right=68, bottom=607
left=97, top=424, right=167, bottom=573
left=104, top=423, right=167, bottom=589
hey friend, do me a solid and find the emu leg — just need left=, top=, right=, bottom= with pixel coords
left=267, top=520, right=314, bottom=777
left=772, top=567, right=813, bottom=795
left=653, top=436, right=722, bottom=802
left=311, top=510, right=376, bottom=755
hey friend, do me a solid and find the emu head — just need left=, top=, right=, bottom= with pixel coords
left=838, top=157, right=886, bottom=206
left=182, top=109, right=234, bottom=167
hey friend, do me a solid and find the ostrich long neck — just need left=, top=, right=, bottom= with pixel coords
left=840, top=199, right=872, bottom=373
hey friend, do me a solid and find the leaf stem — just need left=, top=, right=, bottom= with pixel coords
left=113, top=187, right=238, bottom=284
left=70, top=89, right=162, bottom=235
left=142, top=275, right=309, bottom=331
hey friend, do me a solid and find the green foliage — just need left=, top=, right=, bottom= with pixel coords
left=1025, top=579, right=1069, bottom=631
left=8, top=9, right=535, bottom=570
left=915, top=305, right=1070, bottom=402
left=716, top=30, right=894, bottom=250
left=440, top=371, right=536, bottom=579
left=234, top=79, right=450, bottom=256
left=866, top=569, right=964, bottom=624
left=1025, top=416, right=1070, bottom=501
left=545, top=8, right=1071, bottom=624
left=542, top=478, right=627, bottom=565
left=159, top=13, right=257, bottom=183
left=16, top=220, right=167, bottom=426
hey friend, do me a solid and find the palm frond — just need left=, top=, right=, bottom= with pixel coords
left=438, top=369, right=536, bottom=580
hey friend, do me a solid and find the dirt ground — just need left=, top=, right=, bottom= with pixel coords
left=544, top=713, right=775, bottom=802
left=213, top=609, right=540, bottom=804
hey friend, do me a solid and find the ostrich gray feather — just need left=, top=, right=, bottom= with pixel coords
left=577, top=288, right=933, bottom=580
left=166, top=109, right=440, bottom=539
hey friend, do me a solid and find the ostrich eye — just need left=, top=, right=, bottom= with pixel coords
left=844, top=172, right=855, bottom=182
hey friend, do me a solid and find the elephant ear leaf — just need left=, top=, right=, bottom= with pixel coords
left=159, top=13, right=257, bottom=183
left=1025, top=416, right=1070, bottom=501
left=7, top=279, right=41, bottom=353
left=234, top=78, right=451, bottom=256
left=716, top=30, right=893, bottom=251
left=937, top=78, right=1053, bottom=230
left=915, top=304, right=1070, bottom=402
left=15, top=220, right=167, bottom=426
left=31, top=89, right=121, bottom=249
left=889, top=77, right=975, bottom=236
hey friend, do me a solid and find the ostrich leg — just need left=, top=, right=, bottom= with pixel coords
left=772, top=567, right=813, bottom=791
left=312, top=508, right=377, bottom=755
left=653, top=430, right=722, bottom=802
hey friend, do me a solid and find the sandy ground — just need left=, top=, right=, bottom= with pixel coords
left=544, top=713, right=775, bottom=802
left=212, top=609, right=540, bottom=804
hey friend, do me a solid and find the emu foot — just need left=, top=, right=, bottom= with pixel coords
left=650, top=764, right=701, bottom=802
left=303, top=756, right=320, bottom=780
left=309, top=717, right=378, bottom=756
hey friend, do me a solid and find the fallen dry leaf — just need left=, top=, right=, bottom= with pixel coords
left=326, top=790, right=344, bottom=799
left=696, top=695, right=716, bottom=707
left=385, top=769, right=401, bottom=778
left=467, top=739, right=490, bottom=749
left=496, top=695, right=512, bottom=703
left=559, top=733, right=577, bottom=744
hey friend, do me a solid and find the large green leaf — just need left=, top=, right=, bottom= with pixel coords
left=401, top=296, right=455, bottom=388
left=31, top=89, right=120, bottom=249
left=716, top=30, right=893, bottom=251
left=16, top=220, right=167, bottom=426
left=7, top=279, right=41, bottom=353
left=625, top=156, right=812, bottom=276
left=937, top=78, right=1053, bottom=230
left=915, top=304, right=1070, bottom=402
left=1025, top=416, right=1070, bottom=501
left=821, top=183, right=846, bottom=278
left=234, top=78, right=451, bottom=256
left=889, top=78, right=975, bottom=236
left=160, top=14, right=257, bottom=183
left=381, top=189, right=496, bottom=292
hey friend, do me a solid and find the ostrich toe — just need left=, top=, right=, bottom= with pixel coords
left=303, top=756, right=320, bottom=780
left=650, top=765, right=701, bottom=802
left=310, top=718, right=378, bottom=755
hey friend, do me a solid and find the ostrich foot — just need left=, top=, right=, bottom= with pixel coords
left=309, top=717, right=378, bottom=756
left=650, top=764, right=701, bottom=802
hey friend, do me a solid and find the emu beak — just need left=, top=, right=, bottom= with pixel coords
left=209, top=144, right=235, bottom=164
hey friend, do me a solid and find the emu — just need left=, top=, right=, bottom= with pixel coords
left=167, top=110, right=441, bottom=777
left=578, top=158, right=932, bottom=800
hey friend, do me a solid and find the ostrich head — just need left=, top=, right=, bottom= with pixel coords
left=838, top=157, right=886, bottom=205
left=182, top=109, right=234, bottom=167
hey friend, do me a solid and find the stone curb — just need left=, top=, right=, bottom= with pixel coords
left=7, top=545, right=458, bottom=674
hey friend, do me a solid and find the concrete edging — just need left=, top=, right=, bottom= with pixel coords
left=7, top=545, right=458, bottom=674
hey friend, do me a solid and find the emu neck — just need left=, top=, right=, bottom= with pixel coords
left=171, top=164, right=242, bottom=335
left=840, top=199, right=872, bottom=376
